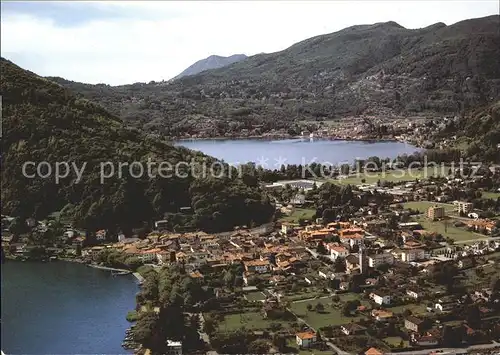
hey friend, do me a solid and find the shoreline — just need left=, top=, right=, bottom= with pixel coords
left=174, top=135, right=411, bottom=144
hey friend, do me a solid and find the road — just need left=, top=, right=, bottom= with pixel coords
left=388, top=341, right=500, bottom=355
left=322, top=341, right=500, bottom=355
left=454, top=236, right=500, bottom=245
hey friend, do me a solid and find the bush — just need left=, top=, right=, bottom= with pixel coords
left=126, top=310, right=139, bottom=322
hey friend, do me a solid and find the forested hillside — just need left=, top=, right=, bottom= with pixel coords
left=49, top=15, right=500, bottom=138
left=0, top=58, right=274, bottom=233
left=436, top=100, right=500, bottom=162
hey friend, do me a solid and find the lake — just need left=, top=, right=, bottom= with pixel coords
left=1, top=261, right=138, bottom=354
left=176, top=138, right=418, bottom=167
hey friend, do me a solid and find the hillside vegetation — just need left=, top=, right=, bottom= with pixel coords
left=0, top=58, right=274, bottom=233
left=436, top=100, right=500, bottom=162
left=49, top=15, right=500, bottom=138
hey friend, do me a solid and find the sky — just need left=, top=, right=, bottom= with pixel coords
left=1, top=1, right=498, bottom=85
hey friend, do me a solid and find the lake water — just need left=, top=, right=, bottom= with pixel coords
left=176, top=138, right=418, bottom=167
left=1, top=261, right=138, bottom=354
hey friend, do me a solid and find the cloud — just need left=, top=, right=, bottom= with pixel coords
left=1, top=1, right=498, bottom=85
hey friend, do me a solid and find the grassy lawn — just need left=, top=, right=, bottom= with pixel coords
left=388, top=303, right=427, bottom=316
left=334, top=166, right=450, bottom=185
left=285, top=339, right=334, bottom=355
left=279, top=208, right=316, bottom=223
left=414, top=215, right=485, bottom=242
left=401, top=201, right=455, bottom=213
left=290, top=300, right=361, bottom=328
left=384, top=336, right=409, bottom=348
left=481, top=191, right=500, bottom=200
left=218, top=311, right=293, bottom=331
left=245, top=291, right=266, bottom=302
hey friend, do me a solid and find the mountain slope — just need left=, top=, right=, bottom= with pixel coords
left=49, top=15, right=500, bottom=138
left=174, top=54, right=248, bottom=79
left=0, top=58, right=273, bottom=233
left=436, top=100, right=500, bottom=162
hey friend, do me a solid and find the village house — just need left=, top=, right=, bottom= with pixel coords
left=364, top=348, right=384, bottom=355
left=281, top=222, right=298, bottom=235
left=328, top=245, right=349, bottom=260
left=405, top=316, right=426, bottom=333
left=435, top=297, right=456, bottom=312
left=339, top=228, right=365, bottom=247
left=457, top=257, right=475, bottom=269
left=400, top=248, right=425, bottom=262
left=346, top=254, right=360, bottom=274
left=243, top=259, right=270, bottom=273
left=157, top=251, right=172, bottom=265
left=165, top=340, right=182, bottom=355
left=406, top=288, right=423, bottom=299
left=465, top=219, right=496, bottom=234
left=83, top=245, right=105, bottom=260
left=341, top=323, right=367, bottom=335
left=367, top=252, right=394, bottom=268
left=370, top=291, right=392, bottom=305
left=411, top=333, right=439, bottom=347
left=318, top=268, right=335, bottom=280
left=371, top=309, right=394, bottom=322
left=295, top=331, right=316, bottom=348
left=96, top=229, right=107, bottom=242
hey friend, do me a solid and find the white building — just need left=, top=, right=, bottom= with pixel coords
left=138, top=249, right=160, bottom=263
left=329, top=245, right=349, bottom=260
left=454, top=201, right=473, bottom=214
left=401, top=248, right=425, bottom=262
left=367, top=253, right=394, bottom=268
left=166, top=340, right=182, bottom=355
left=296, top=331, right=316, bottom=348
left=370, top=291, right=392, bottom=305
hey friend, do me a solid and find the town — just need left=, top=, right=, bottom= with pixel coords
left=2, top=164, right=500, bottom=355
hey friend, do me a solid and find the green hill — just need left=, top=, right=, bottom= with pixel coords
left=0, top=58, right=274, bottom=233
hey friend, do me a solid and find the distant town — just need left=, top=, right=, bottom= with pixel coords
left=3, top=163, right=500, bottom=355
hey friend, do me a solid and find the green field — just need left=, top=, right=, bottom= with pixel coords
left=290, top=300, right=363, bottom=328
left=218, top=311, right=293, bottom=331
left=384, top=336, right=410, bottom=348
left=481, top=191, right=500, bottom=200
left=334, top=166, right=450, bottom=185
left=388, top=303, right=427, bottom=316
left=279, top=208, right=316, bottom=223
left=285, top=339, right=334, bottom=355
left=401, top=201, right=455, bottom=213
left=414, top=215, right=485, bottom=242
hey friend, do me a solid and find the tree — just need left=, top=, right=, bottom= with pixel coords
left=248, top=339, right=269, bottom=354
left=306, top=303, right=313, bottom=312
left=334, top=257, right=346, bottom=272
left=272, top=334, right=286, bottom=352
left=465, top=304, right=481, bottom=328
left=223, top=270, right=235, bottom=288
left=315, top=302, right=325, bottom=313
left=9, top=217, right=28, bottom=235
left=317, top=241, right=328, bottom=255
left=491, top=277, right=500, bottom=293
left=203, top=315, right=217, bottom=335
left=132, top=312, right=160, bottom=350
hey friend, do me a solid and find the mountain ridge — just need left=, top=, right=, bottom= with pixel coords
left=173, top=53, right=248, bottom=80
left=44, top=15, right=500, bottom=138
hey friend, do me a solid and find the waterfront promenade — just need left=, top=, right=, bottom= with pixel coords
left=87, top=264, right=131, bottom=274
